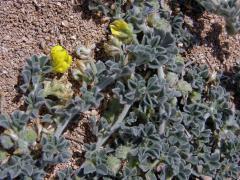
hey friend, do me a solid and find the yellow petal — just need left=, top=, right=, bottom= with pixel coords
left=50, top=45, right=72, bottom=73
left=110, top=19, right=133, bottom=43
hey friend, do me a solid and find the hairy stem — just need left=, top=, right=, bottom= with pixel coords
left=54, top=109, right=81, bottom=138
left=96, top=75, right=117, bottom=93
left=96, top=103, right=132, bottom=149
left=157, top=66, right=165, bottom=79
left=159, top=119, right=166, bottom=137
left=54, top=116, right=75, bottom=138
left=158, top=66, right=166, bottom=136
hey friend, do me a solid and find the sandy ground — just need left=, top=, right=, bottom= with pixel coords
left=184, top=12, right=240, bottom=73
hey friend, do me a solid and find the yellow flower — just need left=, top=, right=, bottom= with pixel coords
left=50, top=45, right=72, bottom=73
left=110, top=19, right=133, bottom=43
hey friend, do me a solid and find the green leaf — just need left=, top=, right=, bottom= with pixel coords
left=106, top=156, right=121, bottom=175
left=176, top=80, right=192, bottom=96
left=0, top=135, right=14, bottom=150
left=96, top=164, right=108, bottom=175
left=145, top=171, right=157, bottom=180
left=116, top=146, right=131, bottom=159
left=20, top=127, right=37, bottom=143
left=0, top=150, right=8, bottom=161
left=82, top=161, right=96, bottom=174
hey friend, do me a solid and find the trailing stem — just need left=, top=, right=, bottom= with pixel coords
left=158, top=66, right=166, bottom=136
left=96, top=103, right=132, bottom=149
left=157, top=66, right=165, bottom=79
left=54, top=111, right=81, bottom=138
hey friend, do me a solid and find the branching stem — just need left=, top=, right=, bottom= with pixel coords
left=96, top=103, right=132, bottom=149
left=157, top=66, right=165, bottom=79
left=54, top=110, right=80, bottom=138
left=158, top=66, right=166, bottom=136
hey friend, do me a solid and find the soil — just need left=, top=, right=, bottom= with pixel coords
left=1, top=0, right=240, bottom=179
left=184, top=12, right=240, bottom=73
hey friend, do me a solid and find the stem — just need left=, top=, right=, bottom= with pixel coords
left=96, top=76, right=117, bottom=94
left=157, top=66, right=165, bottom=79
left=132, top=35, right=139, bottom=45
left=150, top=159, right=161, bottom=170
left=90, top=59, right=97, bottom=75
left=54, top=117, right=73, bottom=138
left=158, top=66, right=166, bottom=136
left=96, top=104, right=132, bottom=149
left=159, top=120, right=166, bottom=137
left=54, top=110, right=80, bottom=138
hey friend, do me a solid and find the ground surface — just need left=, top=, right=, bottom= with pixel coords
left=1, top=0, right=240, bottom=178
left=184, top=12, right=240, bottom=73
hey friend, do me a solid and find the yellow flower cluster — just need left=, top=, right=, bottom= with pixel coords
left=110, top=19, right=133, bottom=43
left=50, top=45, right=72, bottom=73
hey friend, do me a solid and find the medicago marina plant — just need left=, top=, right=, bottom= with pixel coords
left=0, top=0, right=239, bottom=179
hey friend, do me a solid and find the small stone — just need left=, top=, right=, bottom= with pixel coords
left=210, top=19, right=215, bottom=23
left=0, top=46, right=8, bottom=53
left=39, top=40, right=46, bottom=50
left=56, top=2, right=62, bottom=7
left=4, top=35, right=11, bottom=41
left=2, top=70, right=7, bottom=74
left=61, top=20, right=69, bottom=27
left=201, top=176, right=212, bottom=180
left=91, top=110, right=98, bottom=116
left=178, top=43, right=183, bottom=47
left=70, top=35, right=76, bottom=40
left=22, top=36, right=28, bottom=42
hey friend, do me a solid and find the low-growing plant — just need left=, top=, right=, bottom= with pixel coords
left=0, top=0, right=239, bottom=179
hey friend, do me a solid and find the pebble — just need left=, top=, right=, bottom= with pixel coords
left=178, top=43, right=183, bottom=47
left=91, top=110, right=98, bottom=116
left=0, top=46, right=8, bottom=53
left=210, top=19, right=215, bottom=23
left=56, top=2, right=62, bottom=7
left=1, top=70, right=8, bottom=74
left=201, top=176, right=212, bottom=180
left=3, top=35, right=11, bottom=41
left=70, top=35, right=76, bottom=40
left=61, top=20, right=69, bottom=27
left=22, top=36, right=28, bottom=42
left=39, top=40, right=46, bottom=50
